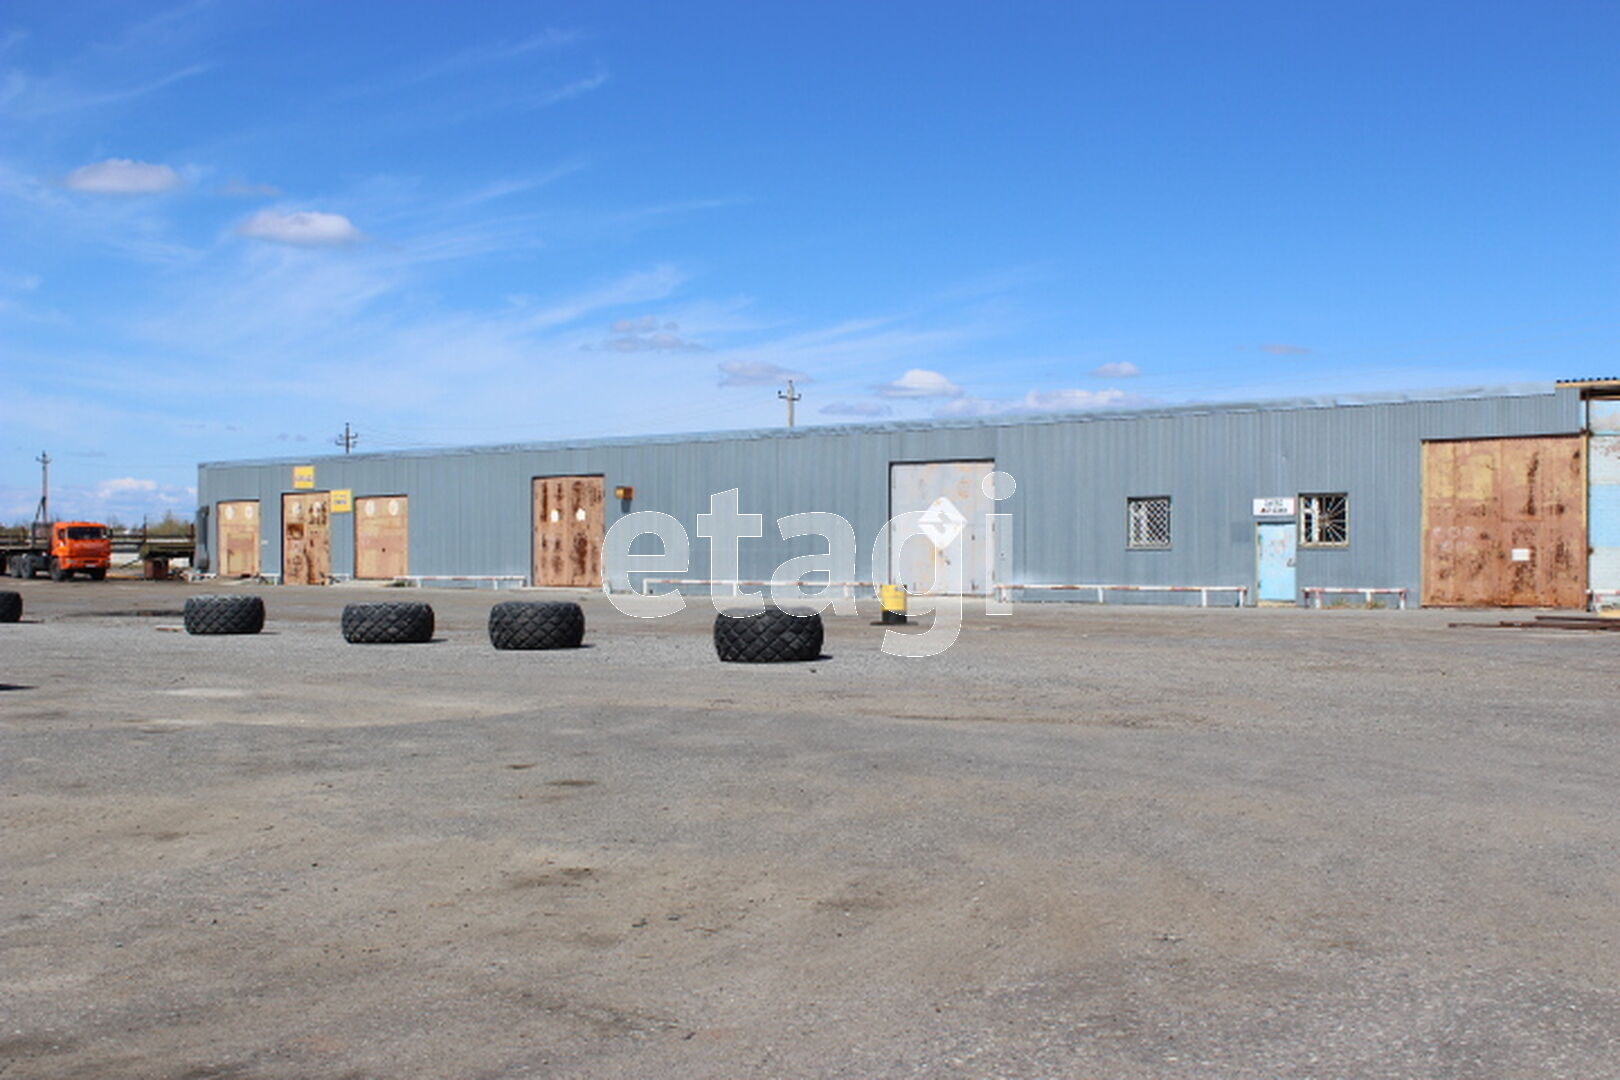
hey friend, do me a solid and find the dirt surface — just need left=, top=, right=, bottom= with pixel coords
left=3, top=580, right=1618, bottom=1079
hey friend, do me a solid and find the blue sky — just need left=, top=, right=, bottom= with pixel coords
left=2, top=1, right=1617, bottom=523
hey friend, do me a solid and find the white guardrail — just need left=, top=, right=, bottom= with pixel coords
left=636, top=578, right=879, bottom=596
left=1303, top=587, right=1409, bottom=609
left=992, top=583, right=1248, bottom=607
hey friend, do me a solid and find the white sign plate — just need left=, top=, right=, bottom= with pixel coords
left=1253, top=497, right=1296, bottom=518
left=1511, top=548, right=1532, bottom=562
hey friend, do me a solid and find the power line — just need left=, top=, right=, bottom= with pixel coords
left=334, top=422, right=359, bottom=454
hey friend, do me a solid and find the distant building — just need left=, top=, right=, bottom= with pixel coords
left=196, top=380, right=1620, bottom=608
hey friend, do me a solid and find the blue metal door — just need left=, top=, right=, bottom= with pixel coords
left=1256, top=522, right=1297, bottom=604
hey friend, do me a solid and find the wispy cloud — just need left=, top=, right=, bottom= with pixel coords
left=820, top=400, right=893, bottom=418
left=1260, top=343, right=1312, bottom=356
left=525, top=69, right=609, bottom=110
left=589, top=318, right=704, bottom=352
left=718, top=359, right=808, bottom=387
left=221, top=178, right=282, bottom=198
left=1091, top=361, right=1140, bottom=378
left=64, top=158, right=184, bottom=194
left=2, top=62, right=212, bottom=119
left=934, top=387, right=1152, bottom=418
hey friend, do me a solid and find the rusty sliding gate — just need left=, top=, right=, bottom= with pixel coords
left=1421, top=435, right=1586, bottom=607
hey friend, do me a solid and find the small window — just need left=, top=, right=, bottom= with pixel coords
left=1300, top=492, right=1348, bottom=546
left=1127, top=496, right=1171, bottom=549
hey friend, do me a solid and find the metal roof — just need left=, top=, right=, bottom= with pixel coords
left=200, top=381, right=1558, bottom=469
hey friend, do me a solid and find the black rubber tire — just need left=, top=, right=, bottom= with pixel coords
left=7, top=557, right=22, bottom=578
left=342, top=601, right=435, bottom=644
left=49, top=558, right=67, bottom=582
left=87, top=568, right=106, bottom=581
left=488, top=601, right=585, bottom=650
left=713, top=607, right=824, bottom=663
left=0, top=590, right=20, bottom=623
left=183, top=595, right=265, bottom=635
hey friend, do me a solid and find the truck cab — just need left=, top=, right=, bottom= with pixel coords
left=51, top=522, right=112, bottom=580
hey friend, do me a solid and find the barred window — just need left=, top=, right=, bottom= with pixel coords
left=1300, top=492, right=1349, bottom=546
left=1127, top=496, right=1171, bottom=549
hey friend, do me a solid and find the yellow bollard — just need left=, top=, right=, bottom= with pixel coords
left=880, top=584, right=908, bottom=625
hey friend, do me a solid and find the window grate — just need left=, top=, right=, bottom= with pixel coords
left=1300, top=492, right=1349, bottom=546
left=1127, top=496, right=1171, bottom=549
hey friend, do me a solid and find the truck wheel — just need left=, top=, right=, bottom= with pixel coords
left=713, top=607, right=825, bottom=663
left=183, top=595, right=265, bottom=635
left=0, top=590, right=20, bottom=623
left=49, top=558, right=68, bottom=582
left=341, top=602, right=435, bottom=644
left=487, top=601, right=585, bottom=650
left=6, top=557, right=20, bottom=578
left=88, top=568, right=106, bottom=581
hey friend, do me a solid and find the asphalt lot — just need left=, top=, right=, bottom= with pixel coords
left=3, top=580, right=1618, bottom=1079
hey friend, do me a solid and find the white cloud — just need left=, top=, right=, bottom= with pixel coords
left=238, top=209, right=362, bottom=246
left=64, top=158, right=183, bottom=194
left=820, top=401, right=894, bottom=418
left=932, top=387, right=1151, bottom=419
left=933, top=396, right=1006, bottom=418
left=1021, top=388, right=1139, bottom=411
left=875, top=368, right=963, bottom=399
left=717, top=359, right=808, bottom=387
left=527, top=69, right=609, bottom=110
left=96, top=476, right=157, bottom=498
left=1091, top=361, right=1140, bottom=378
left=1260, top=343, right=1312, bottom=356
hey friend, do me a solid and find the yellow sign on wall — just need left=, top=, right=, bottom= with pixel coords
left=292, top=465, right=315, bottom=489
left=330, top=489, right=353, bottom=513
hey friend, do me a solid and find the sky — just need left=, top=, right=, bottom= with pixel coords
left=2, top=0, right=1617, bottom=523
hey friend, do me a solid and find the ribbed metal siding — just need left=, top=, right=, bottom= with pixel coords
left=197, top=387, right=1580, bottom=597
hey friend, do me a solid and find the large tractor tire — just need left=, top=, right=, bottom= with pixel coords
left=183, top=595, right=265, bottom=636
left=341, top=601, right=435, bottom=644
left=0, top=590, right=20, bottom=623
left=49, top=558, right=68, bottom=582
left=487, top=601, right=585, bottom=651
left=713, top=607, right=824, bottom=663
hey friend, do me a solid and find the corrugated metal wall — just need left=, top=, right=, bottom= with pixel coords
left=196, top=386, right=1581, bottom=601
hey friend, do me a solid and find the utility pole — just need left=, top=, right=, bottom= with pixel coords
left=778, top=379, right=801, bottom=428
left=334, top=422, right=359, bottom=454
left=35, top=451, right=51, bottom=527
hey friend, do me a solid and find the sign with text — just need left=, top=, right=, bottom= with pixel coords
left=292, top=465, right=316, bottom=489
left=330, top=489, right=353, bottom=513
left=1253, top=497, right=1296, bottom=518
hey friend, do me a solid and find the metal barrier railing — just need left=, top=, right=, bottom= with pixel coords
left=1304, top=587, right=1409, bottom=609
left=635, top=578, right=880, bottom=597
left=992, top=583, right=1248, bottom=607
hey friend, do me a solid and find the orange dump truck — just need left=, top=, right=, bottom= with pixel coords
left=4, top=521, right=112, bottom=581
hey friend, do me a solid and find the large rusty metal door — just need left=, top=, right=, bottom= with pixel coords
left=281, top=491, right=332, bottom=585
left=888, top=461, right=996, bottom=595
left=217, top=500, right=261, bottom=577
left=355, top=495, right=409, bottom=579
left=532, top=476, right=604, bottom=587
left=1589, top=400, right=1620, bottom=609
left=1422, top=436, right=1586, bottom=607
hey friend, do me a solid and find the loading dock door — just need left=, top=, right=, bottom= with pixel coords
left=889, top=461, right=995, bottom=595
left=532, top=476, right=604, bottom=588
left=217, top=500, right=261, bottom=577
left=355, top=496, right=409, bottom=579
left=1255, top=522, right=1297, bottom=604
left=1421, top=436, right=1586, bottom=607
left=281, top=491, right=332, bottom=585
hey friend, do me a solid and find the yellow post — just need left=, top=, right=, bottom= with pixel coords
left=880, top=584, right=908, bottom=624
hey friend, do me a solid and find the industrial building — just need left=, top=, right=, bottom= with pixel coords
left=195, top=380, right=1620, bottom=608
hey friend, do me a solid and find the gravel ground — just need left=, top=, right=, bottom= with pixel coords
left=2, top=580, right=1618, bottom=1079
